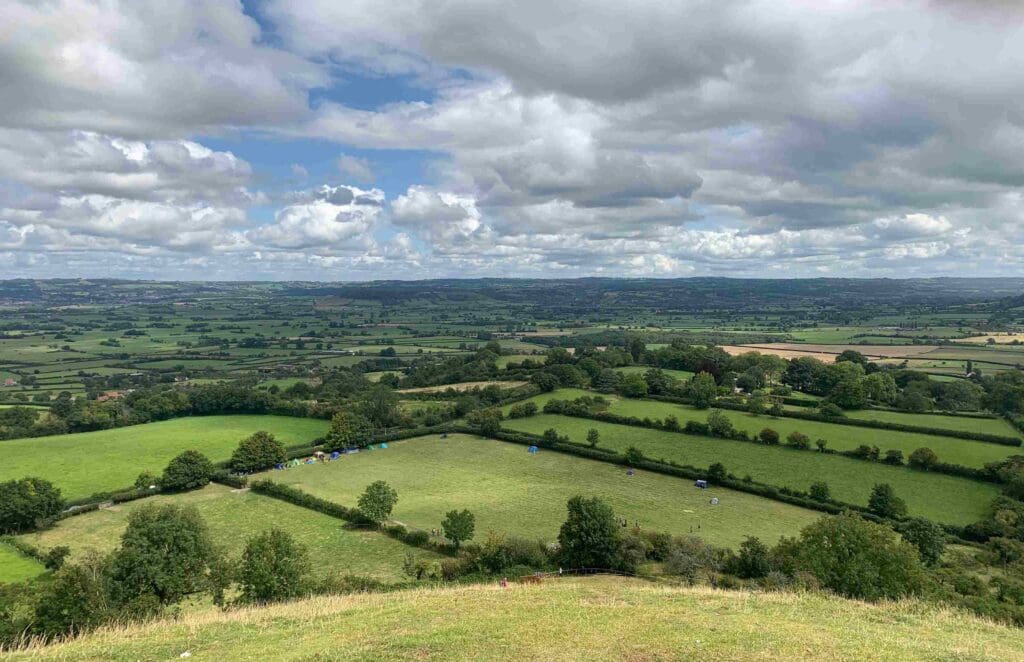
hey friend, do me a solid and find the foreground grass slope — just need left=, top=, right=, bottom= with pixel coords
left=12, top=577, right=1024, bottom=661
left=503, top=415, right=999, bottom=525
left=259, top=434, right=820, bottom=548
left=0, top=416, right=329, bottom=499
left=20, top=484, right=434, bottom=581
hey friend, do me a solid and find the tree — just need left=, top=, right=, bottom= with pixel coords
left=899, top=518, right=946, bottom=566
left=541, top=428, right=562, bottom=448
left=908, top=447, right=939, bottom=470
left=808, top=481, right=831, bottom=502
left=818, top=402, right=845, bottom=419
left=730, top=536, right=770, bottom=578
left=230, top=431, right=286, bottom=473
left=883, top=449, right=904, bottom=466
left=620, top=373, right=649, bottom=398
left=358, top=385, right=401, bottom=427
left=862, top=373, right=898, bottom=404
left=358, top=481, right=398, bottom=524
left=325, top=410, right=373, bottom=448
left=441, top=510, right=476, bottom=549
left=508, top=401, right=538, bottom=418
left=790, top=512, right=924, bottom=600
left=558, top=496, right=622, bottom=570
left=815, top=438, right=828, bottom=452
left=624, top=446, right=644, bottom=465
left=786, top=431, right=810, bottom=450
left=758, top=428, right=780, bottom=445
left=107, top=503, right=217, bottom=607
left=708, top=462, right=727, bottom=483
left=466, top=408, right=503, bottom=435
left=868, top=483, right=907, bottom=519
left=828, top=378, right=867, bottom=409
left=747, top=395, right=768, bottom=415
left=0, top=477, right=65, bottom=534
left=688, top=372, right=718, bottom=409
left=160, top=450, right=213, bottom=492
left=587, top=428, right=600, bottom=447
left=237, top=528, right=312, bottom=604
left=33, top=559, right=111, bottom=638
left=706, top=410, right=735, bottom=437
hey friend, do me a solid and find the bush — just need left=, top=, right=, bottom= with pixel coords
left=230, top=431, right=286, bottom=473
left=0, top=477, right=65, bottom=533
left=909, top=447, right=939, bottom=470
left=868, top=483, right=908, bottom=519
left=899, top=518, right=946, bottom=567
left=728, top=536, right=770, bottom=579
left=708, top=462, right=727, bottom=483
left=759, top=428, right=780, bottom=445
left=160, top=450, right=213, bottom=492
left=507, top=401, right=538, bottom=419
left=707, top=410, right=735, bottom=437
left=624, top=446, right=645, bottom=465
left=237, top=529, right=312, bottom=604
left=475, top=531, right=549, bottom=573
left=786, top=431, right=811, bottom=450
left=33, top=560, right=111, bottom=638
left=883, top=449, right=904, bottom=466
left=133, top=472, right=158, bottom=489
left=808, top=481, right=831, bottom=502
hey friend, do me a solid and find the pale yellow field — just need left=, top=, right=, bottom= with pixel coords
left=955, top=333, right=1024, bottom=344
left=723, top=343, right=937, bottom=361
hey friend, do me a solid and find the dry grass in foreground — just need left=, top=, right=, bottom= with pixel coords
left=7, top=576, right=1024, bottom=661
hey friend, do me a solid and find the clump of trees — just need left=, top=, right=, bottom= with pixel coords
left=0, top=477, right=65, bottom=534
left=160, top=450, right=213, bottom=492
left=230, top=431, right=286, bottom=473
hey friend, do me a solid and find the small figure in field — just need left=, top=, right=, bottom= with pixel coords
left=501, top=577, right=508, bottom=588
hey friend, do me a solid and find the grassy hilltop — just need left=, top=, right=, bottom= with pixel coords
left=8, top=577, right=1024, bottom=661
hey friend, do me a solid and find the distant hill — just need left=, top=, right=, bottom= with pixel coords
left=9, top=577, right=1024, bottom=661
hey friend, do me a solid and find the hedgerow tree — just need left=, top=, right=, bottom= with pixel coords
left=0, top=477, right=65, bottom=533
left=326, top=410, right=373, bottom=448
left=759, top=428, right=780, bottom=445
left=466, top=408, right=503, bottom=435
left=586, top=428, right=600, bottom=447
left=624, top=446, right=644, bottom=465
left=789, top=513, right=924, bottom=600
left=558, top=496, right=621, bottom=570
left=107, top=503, right=218, bottom=609
left=708, top=462, right=727, bottom=483
left=441, top=509, right=476, bottom=549
left=868, top=483, right=908, bottom=519
left=808, top=481, right=831, bottom=502
left=230, top=431, right=286, bottom=473
left=707, top=410, right=734, bottom=437
left=160, top=450, right=213, bottom=492
left=358, top=481, right=398, bottom=524
left=237, top=528, right=312, bottom=604
left=729, top=536, right=770, bottom=579
left=689, top=372, right=718, bottom=409
left=908, top=447, right=939, bottom=470
left=786, top=431, right=811, bottom=450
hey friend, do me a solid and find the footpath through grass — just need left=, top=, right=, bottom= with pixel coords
left=13, top=577, right=1024, bottom=661
left=0, top=415, right=329, bottom=500
left=502, top=415, right=999, bottom=526
left=20, top=484, right=434, bottom=581
left=256, top=434, right=821, bottom=549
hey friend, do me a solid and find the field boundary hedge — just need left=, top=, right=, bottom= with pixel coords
left=644, top=394, right=1022, bottom=446
left=539, top=401, right=1000, bottom=485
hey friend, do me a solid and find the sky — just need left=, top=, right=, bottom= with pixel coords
left=1, top=0, right=1023, bottom=281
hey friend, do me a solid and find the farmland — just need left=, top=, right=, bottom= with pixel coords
left=502, top=415, right=1000, bottom=525
left=0, top=416, right=329, bottom=499
left=20, top=484, right=434, bottom=581
left=256, top=434, right=822, bottom=548
left=0, top=544, right=45, bottom=584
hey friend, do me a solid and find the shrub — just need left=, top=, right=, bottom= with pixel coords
left=883, top=449, right=904, bottom=466
left=759, top=428, right=780, bottom=445
left=786, top=431, right=811, bottom=450
left=357, top=481, right=398, bottom=524
left=133, top=472, right=158, bottom=489
left=908, top=447, right=939, bottom=471
left=808, top=481, right=831, bottom=502
left=160, top=450, right=213, bottom=492
left=230, top=431, right=286, bottom=473
left=507, top=402, right=538, bottom=419
left=728, top=536, right=771, bottom=579
left=43, top=545, right=71, bottom=571
left=706, top=410, right=735, bottom=437
left=624, top=446, right=645, bottom=465
left=899, top=518, right=946, bottom=567
left=0, top=477, right=65, bottom=534
left=33, top=559, right=111, bottom=638
left=868, top=483, right=907, bottom=519
left=237, top=528, right=312, bottom=604
left=708, top=462, right=727, bottom=483
left=475, top=531, right=549, bottom=572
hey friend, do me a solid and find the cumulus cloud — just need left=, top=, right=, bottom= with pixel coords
left=248, top=185, right=384, bottom=251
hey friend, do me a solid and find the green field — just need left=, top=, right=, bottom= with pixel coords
left=256, top=434, right=821, bottom=549
left=19, top=484, right=434, bottom=581
left=843, top=409, right=1020, bottom=437
left=600, top=397, right=1016, bottom=469
left=613, top=366, right=694, bottom=380
left=502, top=415, right=999, bottom=526
left=0, top=416, right=329, bottom=499
left=0, top=543, right=45, bottom=584
left=15, top=577, right=1024, bottom=661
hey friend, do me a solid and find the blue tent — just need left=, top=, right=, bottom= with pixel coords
left=528, top=445, right=539, bottom=454
left=380, top=443, right=388, bottom=449
left=694, top=479, right=708, bottom=489
left=330, top=451, right=341, bottom=460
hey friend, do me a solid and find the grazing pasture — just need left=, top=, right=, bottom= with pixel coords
left=0, top=415, right=329, bottom=499
left=613, top=366, right=695, bottom=380
left=20, top=485, right=433, bottom=581
left=0, top=543, right=45, bottom=584
left=257, top=434, right=821, bottom=548
left=502, top=415, right=999, bottom=526
left=398, top=381, right=528, bottom=394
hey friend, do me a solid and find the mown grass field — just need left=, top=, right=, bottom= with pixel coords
left=12, top=577, right=1024, bottom=661
left=602, top=397, right=1016, bottom=469
left=0, top=543, right=45, bottom=584
left=256, top=434, right=821, bottom=549
left=842, top=408, right=1020, bottom=437
left=502, top=415, right=999, bottom=526
left=20, top=484, right=434, bottom=581
left=613, top=366, right=694, bottom=380
left=0, top=416, right=329, bottom=499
